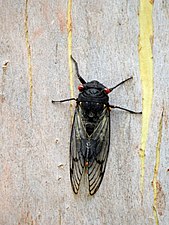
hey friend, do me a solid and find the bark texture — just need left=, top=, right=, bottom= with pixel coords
left=0, top=1, right=168, bottom=224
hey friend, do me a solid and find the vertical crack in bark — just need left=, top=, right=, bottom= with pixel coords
left=67, top=0, right=74, bottom=121
left=1, top=61, right=9, bottom=151
left=138, top=0, right=154, bottom=198
left=152, top=111, right=164, bottom=225
left=24, top=0, right=33, bottom=117
left=1, top=61, right=9, bottom=103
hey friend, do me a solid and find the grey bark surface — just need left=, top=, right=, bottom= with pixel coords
left=0, top=1, right=168, bottom=225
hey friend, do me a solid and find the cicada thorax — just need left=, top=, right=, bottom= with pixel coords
left=77, top=81, right=110, bottom=136
left=80, top=101, right=104, bottom=134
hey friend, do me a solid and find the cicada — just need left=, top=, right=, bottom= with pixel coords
left=52, top=56, right=141, bottom=195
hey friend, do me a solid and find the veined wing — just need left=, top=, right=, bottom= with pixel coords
left=88, top=107, right=110, bottom=195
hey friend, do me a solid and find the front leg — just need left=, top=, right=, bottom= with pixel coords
left=52, top=98, right=77, bottom=103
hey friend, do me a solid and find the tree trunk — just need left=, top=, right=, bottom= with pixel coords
left=0, top=0, right=168, bottom=224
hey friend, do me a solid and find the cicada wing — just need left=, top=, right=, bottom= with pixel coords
left=70, top=106, right=87, bottom=194
left=88, top=108, right=110, bottom=195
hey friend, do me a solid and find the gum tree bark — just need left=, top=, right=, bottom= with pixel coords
left=0, top=1, right=168, bottom=224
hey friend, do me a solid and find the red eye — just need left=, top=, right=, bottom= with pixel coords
left=104, top=88, right=111, bottom=94
left=78, top=84, right=84, bottom=91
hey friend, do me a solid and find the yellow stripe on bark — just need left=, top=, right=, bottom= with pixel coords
left=138, top=0, right=154, bottom=196
left=24, top=0, right=33, bottom=117
left=152, top=111, right=163, bottom=225
left=67, top=0, right=74, bottom=121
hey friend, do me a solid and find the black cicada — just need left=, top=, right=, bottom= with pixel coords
left=52, top=56, right=141, bottom=195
